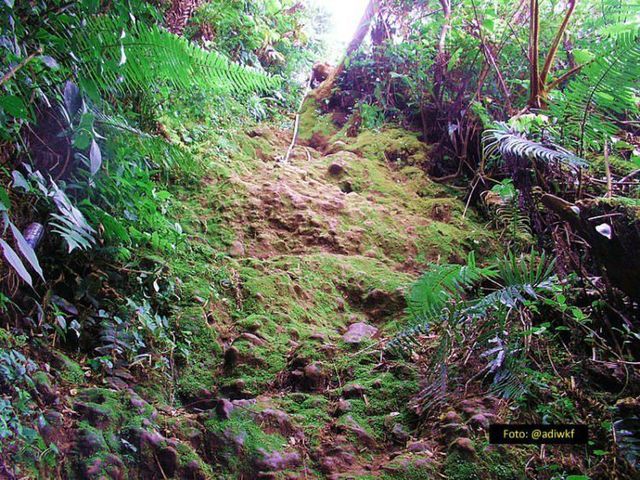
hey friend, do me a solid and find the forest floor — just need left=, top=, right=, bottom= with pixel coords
left=19, top=106, right=543, bottom=479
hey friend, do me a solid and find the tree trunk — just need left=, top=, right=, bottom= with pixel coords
left=433, top=0, right=452, bottom=104
left=528, top=0, right=578, bottom=108
left=314, top=0, right=379, bottom=100
left=527, top=0, right=541, bottom=108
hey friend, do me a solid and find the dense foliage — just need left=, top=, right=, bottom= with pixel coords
left=0, top=0, right=320, bottom=475
left=1, top=0, right=639, bottom=478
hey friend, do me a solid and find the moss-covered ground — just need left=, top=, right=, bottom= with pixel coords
left=102, top=105, right=511, bottom=478
left=19, top=104, right=533, bottom=479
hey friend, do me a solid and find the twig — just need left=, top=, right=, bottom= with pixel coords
left=604, top=139, right=612, bottom=198
left=282, top=76, right=313, bottom=164
left=0, top=48, right=43, bottom=87
left=619, top=169, right=640, bottom=184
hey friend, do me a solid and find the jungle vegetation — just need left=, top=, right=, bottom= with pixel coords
left=0, top=0, right=639, bottom=479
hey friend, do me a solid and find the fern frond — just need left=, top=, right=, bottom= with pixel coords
left=411, top=364, right=448, bottom=418
left=495, top=198, right=532, bottom=245
left=497, top=250, right=556, bottom=289
left=407, top=251, right=495, bottom=321
left=70, top=17, right=279, bottom=96
left=391, top=251, right=555, bottom=355
left=547, top=28, right=640, bottom=153
left=94, top=110, right=192, bottom=171
left=614, top=413, right=640, bottom=469
left=490, top=360, right=529, bottom=399
left=482, top=122, right=587, bottom=168
left=385, top=318, right=431, bottom=355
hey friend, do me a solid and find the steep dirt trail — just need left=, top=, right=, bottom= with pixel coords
left=58, top=116, right=498, bottom=479
left=171, top=121, right=498, bottom=478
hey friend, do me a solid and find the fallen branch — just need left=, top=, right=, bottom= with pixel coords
left=0, top=48, right=43, bottom=87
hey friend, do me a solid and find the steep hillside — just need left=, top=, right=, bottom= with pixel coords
left=0, top=103, right=507, bottom=478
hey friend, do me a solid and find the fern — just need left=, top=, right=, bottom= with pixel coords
left=547, top=28, right=640, bottom=154
left=69, top=17, right=279, bottom=96
left=393, top=250, right=555, bottom=354
left=490, top=358, right=529, bottom=399
left=614, top=413, right=640, bottom=469
left=93, top=110, right=193, bottom=172
left=411, top=364, right=448, bottom=418
left=407, top=251, right=495, bottom=321
left=390, top=250, right=557, bottom=417
left=483, top=122, right=587, bottom=169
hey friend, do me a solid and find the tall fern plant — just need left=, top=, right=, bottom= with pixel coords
left=388, top=251, right=557, bottom=417
left=1, top=2, right=281, bottom=285
left=547, top=28, right=640, bottom=155
left=69, top=17, right=279, bottom=96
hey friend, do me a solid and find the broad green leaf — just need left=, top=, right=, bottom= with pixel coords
left=0, top=239, right=32, bottom=286
left=482, top=18, right=495, bottom=34
left=73, top=130, right=92, bottom=150
left=9, top=222, right=44, bottom=281
left=0, top=96, right=28, bottom=120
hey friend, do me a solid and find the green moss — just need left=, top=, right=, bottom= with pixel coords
left=345, top=128, right=429, bottom=166
left=333, top=350, right=419, bottom=440
left=590, top=153, right=638, bottom=177
left=298, top=98, right=340, bottom=142
left=203, top=253, right=414, bottom=394
left=415, top=221, right=492, bottom=262
left=313, top=138, right=496, bottom=265
left=204, top=409, right=287, bottom=474
left=380, top=463, right=437, bottom=479
left=32, top=371, right=52, bottom=389
left=443, top=452, right=482, bottom=480
left=175, top=442, right=215, bottom=478
left=56, top=353, right=85, bottom=385
left=274, top=394, right=331, bottom=447
left=442, top=449, right=527, bottom=480
left=174, top=308, right=223, bottom=399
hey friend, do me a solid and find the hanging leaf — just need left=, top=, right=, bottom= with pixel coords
left=0, top=238, right=33, bottom=286
left=63, top=81, right=82, bottom=120
left=9, top=222, right=44, bottom=281
left=39, top=55, right=59, bottom=69
left=0, top=95, right=29, bottom=119
left=89, top=139, right=102, bottom=175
